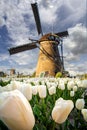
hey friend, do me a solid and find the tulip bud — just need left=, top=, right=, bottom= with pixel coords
left=81, top=80, right=87, bottom=88
left=73, top=85, right=78, bottom=92
left=52, top=98, right=74, bottom=124
left=76, top=80, right=83, bottom=88
left=67, top=80, right=75, bottom=90
left=75, top=99, right=85, bottom=110
left=70, top=91, right=75, bottom=97
left=46, top=82, right=51, bottom=89
left=58, top=82, right=65, bottom=90
left=48, top=86, right=56, bottom=95
left=19, top=83, right=32, bottom=101
left=10, top=80, right=21, bottom=90
left=38, top=85, right=46, bottom=98
left=0, top=90, right=35, bottom=130
left=81, top=109, right=87, bottom=122
left=32, top=85, right=38, bottom=95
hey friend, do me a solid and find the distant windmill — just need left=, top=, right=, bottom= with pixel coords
left=8, top=2, right=68, bottom=77
left=7, top=69, right=15, bottom=75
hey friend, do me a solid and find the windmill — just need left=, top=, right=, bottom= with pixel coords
left=8, top=2, right=68, bottom=77
left=7, top=69, right=15, bottom=75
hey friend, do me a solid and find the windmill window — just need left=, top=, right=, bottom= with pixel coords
left=48, top=35, right=60, bottom=43
left=48, top=35, right=55, bottom=41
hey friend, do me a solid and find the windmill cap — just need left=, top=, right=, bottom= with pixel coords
left=39, top=33, right=60, bottom=43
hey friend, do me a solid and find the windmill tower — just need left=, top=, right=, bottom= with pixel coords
left=36, top=34, right=62, bottom=76
left=8, top=2, right=68, bottom=77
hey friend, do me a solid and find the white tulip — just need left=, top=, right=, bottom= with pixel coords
left=50, top=82, right=57, bottom=88
left=46, top=82, right=51, bottom=89
left=19, top=84, right=32, bottom=101
left=70, top=91, right=75, bottom=97
left=0, top=90, right=35, bottom=130
left=73, top=85, right=78, bottom=92
left=10, top=80, right=21, bottom=90
left=81, top=109, right=87, bottom=122
left=58, top=82, right=65, bottom=90
left=52, top=98, right=74, bottom=124
left=55, top=97, right=64, bottom=106
left=48, top=86, right=56, bottom=95
left=81, top=80, right=87, bottom=88
left=63, top=78, right=68, bottom=84
left=32, top=85, right=38, bottom=95
left=76, top=80, right=83, bottom=88
left=38, top=85, right=46, bottom=98
left=67, top=81, right=75, bottom=90
left=75, top=99, right=85, bottom=110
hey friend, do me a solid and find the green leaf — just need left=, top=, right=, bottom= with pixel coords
left=33, top=104, right=42, bottom=117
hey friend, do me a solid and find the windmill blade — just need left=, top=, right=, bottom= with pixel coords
left=56, top=31, right=68, bottom=37
left=8, top=42, right=37, bottom=55
left=31, top=3, right=43, bottom=35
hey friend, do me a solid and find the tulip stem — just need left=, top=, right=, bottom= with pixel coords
left=53, top=94, right=56, bottom=104
left=63, top=119, right=68, bottom=130
left=42, top=98, right=46, bottom=110
left=42, top=98, right=45, bottom=103
left=52, top=121, right=56, bottom=130
left=59, top=124, right=63, bottom=130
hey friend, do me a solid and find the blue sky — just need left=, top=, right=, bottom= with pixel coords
left=0, top=0, right=87, bottom=76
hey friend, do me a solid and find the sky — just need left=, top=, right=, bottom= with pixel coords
left=0, top=0, right=87, bottom=76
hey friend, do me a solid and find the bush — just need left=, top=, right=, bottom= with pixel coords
left=55, top=72, right=62, bottom=78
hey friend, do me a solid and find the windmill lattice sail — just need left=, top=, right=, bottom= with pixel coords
left=31, top=3, right=43, bottom=35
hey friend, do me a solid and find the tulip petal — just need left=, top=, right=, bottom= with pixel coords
left=0, top=90, right=35, bottom=130
left=52, top=98, right=74, bottom=124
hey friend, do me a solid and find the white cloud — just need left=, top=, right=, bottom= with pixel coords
left=65, top=60, right=87, bottom=76
left=8, top=49, right=39, bottom=67
left=0, top=54, right=9, bottom=61
left=40, top=7, right=57, bottom=25
left=64, top=24, right=87, bottom=55
left=63, top=24, right=87, bottom=74
left=16, top=67, right=36, bottom=75
left=65, top=52, right=79, bottom=62
left=0, top=18, right=5, bottom=27
left=0, top=0, right=86, bottom=43
left=0, top=66, right=9, bottom=73
left=0, top=0, right=34, bottom=46
left=53, top=0, right=86, bottom=31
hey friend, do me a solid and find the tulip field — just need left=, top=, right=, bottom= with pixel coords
left=0, top=77, right=87, bottom=130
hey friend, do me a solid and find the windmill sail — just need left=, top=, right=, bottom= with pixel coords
left=31, top=3, right=43, bottom=35
left=56, top=31, right=68, bottom=37
left=8, top=42, right=37, bottom=55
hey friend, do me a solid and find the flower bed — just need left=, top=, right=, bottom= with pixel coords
left=0, top=77, right=87, bottom=130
